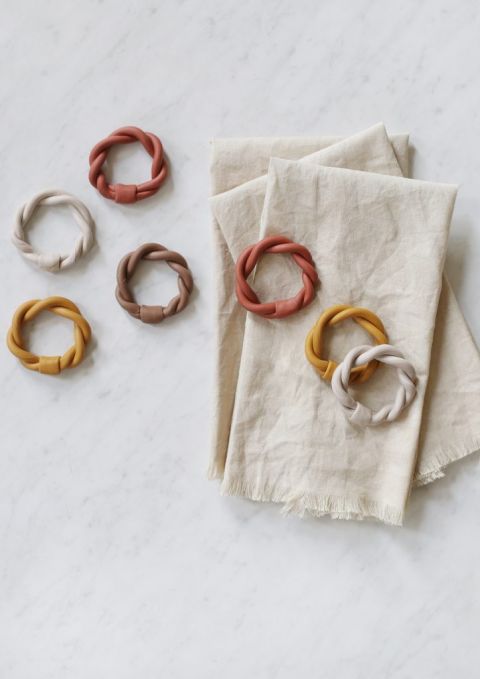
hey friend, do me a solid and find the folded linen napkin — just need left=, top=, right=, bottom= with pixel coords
left=209, top=124, right=480, bottom=524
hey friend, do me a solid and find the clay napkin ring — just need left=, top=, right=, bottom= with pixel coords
left=6, top=296, right=92, bottom=375
left=12, top=190, right=95, bottom=272
left=88, top=126, right=168, bottom=203
left=235, top=235, right=318, bottom=319
left=115, top=242, right=193, bottom=323
left=331, top=344, right=417, bottom=427
left=305, top=304, right=388, bottom=383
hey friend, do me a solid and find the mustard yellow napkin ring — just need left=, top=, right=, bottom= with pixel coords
left=305, top=304, right=388, bottom=383
left=6, top=296, right=92, bottom=375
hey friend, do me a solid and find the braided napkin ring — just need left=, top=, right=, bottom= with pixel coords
left=12, top=190, right=95, bottom=272
left=115, top=242, right=193, bottom=323
left=331, top=344, right=417, bottom=427
left=6, top=296, right=92, bottom=375
left=305, top=304, right=388, bottom=383
left=88, top=126, right=168, bottom=203
left=235, top=235, right=318, bottom=319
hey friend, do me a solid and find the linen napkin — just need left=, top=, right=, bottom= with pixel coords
left=210, top=124, right=480, bottom=524
left=210, top=124, right=405, bottom=479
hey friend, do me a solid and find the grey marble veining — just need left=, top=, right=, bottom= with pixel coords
left=0, top=1, right=479, bottom=677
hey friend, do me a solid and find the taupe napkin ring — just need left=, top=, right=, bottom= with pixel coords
left=115, top=242, right=193, bottom=324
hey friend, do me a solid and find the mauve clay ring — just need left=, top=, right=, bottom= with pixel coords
left=115, top=243, right=193, bottom=324
left=235, top=235, right=318, bottom=319
left=88, top=126, right=168, bottom=203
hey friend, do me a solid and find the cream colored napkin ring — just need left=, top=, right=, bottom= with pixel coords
left=6, top=296, right=92, bottom=375
left=12, top=190, right=95, bottom=272
left=331, top=344, right=417, bottom=426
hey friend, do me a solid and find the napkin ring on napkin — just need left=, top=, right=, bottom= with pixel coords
left=11, top=190, right=95, bottom=273
left=305, top=305, right=388, bottom=382
left=6, top=296, right=92, bottom=375
left=115, top=242, right=194, bottom=324
left=331, top=344, right=417, bottom=426
left=235, top=235, right=318, bottom=319
left=88, top=126, right=168, bottom=203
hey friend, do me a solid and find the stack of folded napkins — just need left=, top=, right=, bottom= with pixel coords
left=209, top=124, right=480, bottom=526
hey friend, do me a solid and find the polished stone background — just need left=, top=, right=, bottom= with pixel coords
left=1, top=1, right=479, bottom=677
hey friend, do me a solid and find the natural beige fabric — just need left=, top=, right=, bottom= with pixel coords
left=210, top=124, right=404, bottom=479
left=209, top=123, right=480, bottom=525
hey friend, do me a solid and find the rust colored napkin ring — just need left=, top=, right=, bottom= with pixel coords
left=88, top=126, right=168, bottom=203
left=305, top=304, right=388, bottom=383
left=6, top=296, right=92, bottom=375
left=235, top=235, right=318, bottom=319
left=115, top=242, right=193, bottom=323
left=12, top=189, right=95, bottom=272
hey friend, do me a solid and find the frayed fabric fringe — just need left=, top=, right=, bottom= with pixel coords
left=209, top=438, right=480, bottom=489
left=413, top=438, right=480, bottom=487
left=219, top=477, right=404, bottom=527
left=209, top=440, right=480, bottom=524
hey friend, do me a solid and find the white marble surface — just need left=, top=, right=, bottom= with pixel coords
left=1, top=1, right=479, bottom=677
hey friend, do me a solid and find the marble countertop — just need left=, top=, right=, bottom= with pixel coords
left=1, top=1, right=479, bottom=677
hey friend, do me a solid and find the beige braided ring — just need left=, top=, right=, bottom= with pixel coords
left=115, top=242, right=194, bottom=323
left=6, top=296, right=92, bottom=375
left=12, top=190, right=95, bottom=272
left=331, top=344, right=417, bottom=427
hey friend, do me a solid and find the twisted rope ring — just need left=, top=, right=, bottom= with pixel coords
left=331, top=344, right=417, bottom=427
left=305, top=305, right=388, bottom=383
left=115, top=242, right=193, bottom=324
left=235, top=235, right=318, bottom=319
left=6, top=296, right=92, bottom=375
left=88, top=126, right=168, bottom=203
left=12, top=190, right=95, bottom=272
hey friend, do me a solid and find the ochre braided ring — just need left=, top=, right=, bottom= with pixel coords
left=88, top=126, right=168, bottom=203
left=235, top=235, right=318, bottom=319
left=305, top=304, right=388, bottom=383
left=115, top=242, right=193, bottom=324
left=6, top=296, right=92, bottom=375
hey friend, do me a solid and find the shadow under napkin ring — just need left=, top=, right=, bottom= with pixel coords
left=115, top=242, right=193, bottom=324
left=88, top=125, right=168, bottom=203
left=6, top=296, right=92, bottom=375
left=305, top=304, right=388, bottom=383
left=12, top=190, right=95, bottom=272
left=235, top=235, right=318, bottom=319
left=331, top=344, right=417, bottom=426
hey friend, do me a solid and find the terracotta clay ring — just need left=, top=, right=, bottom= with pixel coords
left=115, top=242, right=193, bottom=324
left=235, top=235, right=318, bottom=319
left=88, top=126, right=168, bottom=203
left=305, top=304, right=388, bottom=383
left=6, top=296, right=92, bottom=375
